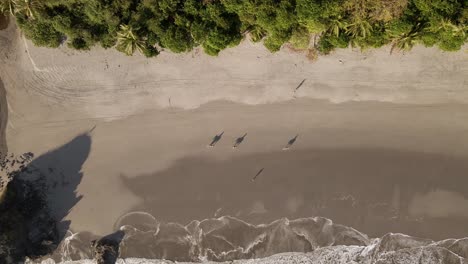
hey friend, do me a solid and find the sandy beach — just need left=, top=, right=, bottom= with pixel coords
left=1, top=21, right=468, bottom=241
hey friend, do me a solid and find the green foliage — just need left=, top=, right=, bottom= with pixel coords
left=142, top=44, right=159, bottom=58
left=69, top=37, right=90, bottom=50
left=390, top=28, right=420, bottom=52
left=416, top=17, right=467, bottom=51
left=14, top=0, right=43, bottom=20
left=346, top=18, right=373, bottom=38
left=116, top=25, right=147, bottom=55
left=222, top=0, right=297, bottom=52
left=9, top=0, right=467, bottom=57
left=344, top=0, right=408, bottom=22
left=317, top=33, right=349, bottom=54
left=202, top=28, right=242, bottom=56
left=290, top=26, right=311, bottom=49
left=0, top=0, right=15, bottom=16
left=159, top=25, right=194, bottom=53
left=350, top=24, right=388, bottom=49
left=296, top=0, right=344, bottom=33
left=249, top=26, right=267, bottom=43
left=412, top=0, right=461, bottom=18
left=17, top=18, right=63, bottom=47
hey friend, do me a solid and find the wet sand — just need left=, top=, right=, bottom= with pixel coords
left=4, top=100, right=468, bottom=239
left=121, top=147, right=468, bottom=240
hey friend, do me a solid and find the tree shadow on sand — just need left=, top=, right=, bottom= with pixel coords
left=0, top=133, right=91, bottom=263
left=0, top=77, right=8, bottom=158
left=0, top=15, right=9, bottom=31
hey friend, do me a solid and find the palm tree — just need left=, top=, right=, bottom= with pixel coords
left=116, top=25, right=147, bottom=56
left=388, top=23, right=422, bottom=53
left=13, top=0, right=42, bottom=20
left=249, top=26, right=266, bottom=43
left=390, top=30, right=419, bottom=53
left=326, top=18, right=347, bottom=37
left=427, top=18, right=455, bottom=33
left=0, top=0, right=15, bottom=16
left=427, top=19, right=467, bottom=38
left=241, top=25, right=266, bottom=43
left=346, top=18, right=373, bottom=38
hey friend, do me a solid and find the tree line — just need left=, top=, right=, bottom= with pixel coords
left=1, top=0, right=467, bottom=57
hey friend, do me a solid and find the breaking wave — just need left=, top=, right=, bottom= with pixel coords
left=26, top=212, right=468, bottom=263
left=46, top=213, right=369, bottom=262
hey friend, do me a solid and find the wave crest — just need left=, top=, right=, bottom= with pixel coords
left=52, top=214, right=368, bottom=262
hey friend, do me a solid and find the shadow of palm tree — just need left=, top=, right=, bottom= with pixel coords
left=0, top=14, right=9, bottom=30
left=0, top=133, right=91, bottom=263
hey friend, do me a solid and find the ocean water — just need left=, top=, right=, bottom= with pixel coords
left=27, top=213, right=468, bottom=264
left=41, top=214, right=368, bottom=262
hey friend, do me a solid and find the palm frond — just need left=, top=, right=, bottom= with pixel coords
left=0, top=0, right=15, bottom=15
left=116, top=25, right=147, bottom=56
left=390, top=31, right=419, bottom=53
left=326, top=19, right=347, bottom=37
left=346, top=18, right=373, bottom=38
left=13, top=0, right=42, bottom=19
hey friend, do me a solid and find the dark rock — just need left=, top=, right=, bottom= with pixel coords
left=92, top=230, right=125, bottom=264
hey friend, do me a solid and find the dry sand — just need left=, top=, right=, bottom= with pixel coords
left=1, top=22, right=468, bottom=238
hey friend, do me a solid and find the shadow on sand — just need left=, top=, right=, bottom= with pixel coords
left=0, top=133, right=91, bottom=263
left=121, top=148, right=468, bottom=240
left=0, top=15, right=9, bottom=31
left=0, top=77, right=8, bottom=158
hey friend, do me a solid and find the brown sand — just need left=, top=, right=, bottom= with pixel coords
left=1, top=22, right=468, bottom=238
left=5, top=100, right=468, bottom=238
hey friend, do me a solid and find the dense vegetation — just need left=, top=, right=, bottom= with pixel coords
left=1, top=0, right=467, bottom=57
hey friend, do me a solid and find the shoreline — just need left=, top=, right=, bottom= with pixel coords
left=33, top=215, right=468, bottom=263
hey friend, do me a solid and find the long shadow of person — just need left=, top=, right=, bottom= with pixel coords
left=232, top=133, right=247, bottom=149
left=0, top=133, right=91, bottom=263
left=282, top=135, right=298, bottom=150
left=207, top=131, right=224, bottom=148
